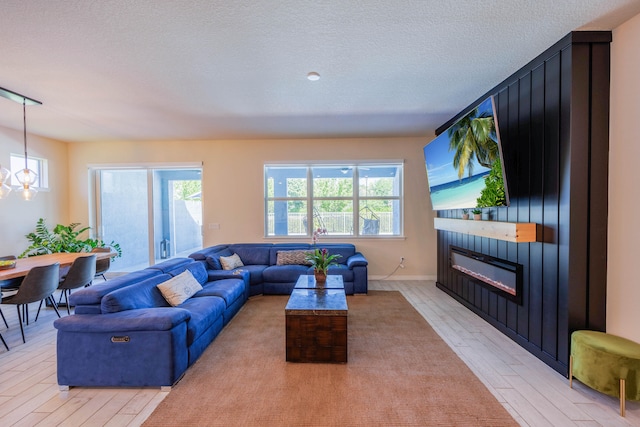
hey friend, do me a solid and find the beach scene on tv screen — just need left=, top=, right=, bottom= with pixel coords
left=424, top=97, right=507, bottom=210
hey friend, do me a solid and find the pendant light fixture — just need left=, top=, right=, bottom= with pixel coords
left=15, top=99, right=38, bottom=200
left=0, top=86, right=42, bottom=201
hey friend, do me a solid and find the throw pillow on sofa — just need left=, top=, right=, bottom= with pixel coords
left=276, top=250, right=312, bottom=266
left=220, top=253, right=244, bottom=270
left=206, top=248, right=233, bottom=270
left=157, top=270, right=203, bottom=306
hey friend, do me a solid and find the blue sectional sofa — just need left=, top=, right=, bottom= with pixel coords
left=53, top=243, right=367, bottom=388
left=189, top=243, right=368, bottom=296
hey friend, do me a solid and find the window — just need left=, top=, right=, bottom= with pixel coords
left=10, top=154, right=48, bottom=189
left=265, top=163, right=403, bottom=237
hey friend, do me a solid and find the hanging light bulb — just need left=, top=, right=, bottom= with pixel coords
left=15, top=99, right=38, bottom=200
left=0, top=164, right=11, bottom=199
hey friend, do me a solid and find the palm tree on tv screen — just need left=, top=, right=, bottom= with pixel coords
left=447, top=107, right=499, bottom=180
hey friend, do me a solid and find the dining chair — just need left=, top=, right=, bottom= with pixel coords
left=1, top=262, right=61, bottom=345
left=0, top=255, right=20, bottom=331
left=91, top=247, right=112, bottom=281
left=57, top=254, right=96, bottom=314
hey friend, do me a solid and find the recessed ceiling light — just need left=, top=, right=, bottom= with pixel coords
left=307, top=72, right=320, bottom=81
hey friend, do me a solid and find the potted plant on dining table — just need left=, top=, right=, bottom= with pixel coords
left=305, top=248, right=342, bottom=284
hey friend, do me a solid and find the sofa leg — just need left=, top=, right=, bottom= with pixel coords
left=160, top=386, right=172, bottom=392
left=59, top=385, right=70, bottom=391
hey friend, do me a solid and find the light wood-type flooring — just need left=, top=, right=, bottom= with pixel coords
left=0, top=279, right=638, bottom=426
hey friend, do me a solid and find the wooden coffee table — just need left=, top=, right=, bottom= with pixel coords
left=285, top=275, right=348, bottom=363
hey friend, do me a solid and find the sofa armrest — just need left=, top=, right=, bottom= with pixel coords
left=54, top=307, right=191, bottom=333
left=346, top=252, right=368, bottom=268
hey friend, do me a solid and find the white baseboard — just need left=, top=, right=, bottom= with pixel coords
left=369, top=275, right=437, bottom=281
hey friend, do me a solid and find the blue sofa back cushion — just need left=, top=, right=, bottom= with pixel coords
left=311, top=244, right=355, bottom=265
left=69, top=268, right=161, bottom=306
left=102, top=274, right=172, bottom=313
left=228, top=244, right=273, bottom=266
left=166, top=260, right=208, bottom=285
left=146, top=257, right=194, bottom=274
left=188, top=244, right=229, bottom=261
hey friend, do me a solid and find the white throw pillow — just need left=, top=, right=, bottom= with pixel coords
left=157, top=270, right=203, bottom=306
left=220, top=253, right=244, bottom=270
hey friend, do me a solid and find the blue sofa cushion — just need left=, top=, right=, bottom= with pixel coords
left=195, top=278, right=245, bottom=307
left=54, top=307, right=191, bottom=332
left=179, top=296, right=226, bottom=345
left=324, top=264, right=355, bottom=282
left=69, top=268, right=161, bottom=306
left=316, top=244, right=356, bottom=265
left=235, top=264, right=267, bottom=285
left=263, top=265, right=310, bottom=283
left=228, top=244, right=272, bottom=265
left=102, top=274, right=172, bottom=313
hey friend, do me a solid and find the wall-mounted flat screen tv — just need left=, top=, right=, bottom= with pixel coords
left=423, top=96, right=510, bottom=211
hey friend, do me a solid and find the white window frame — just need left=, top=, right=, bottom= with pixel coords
left=264, top=161, right=404, bottom=238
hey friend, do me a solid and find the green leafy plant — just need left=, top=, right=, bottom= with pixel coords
left=472, top=208, right=482, bottom=215
left=476, top=159, right=507, bottom=208
left=19, top=218, right=122, bottom=259
left=305, top=248, right=342, bottom=274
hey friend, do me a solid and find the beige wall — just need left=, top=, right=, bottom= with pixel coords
left=67, top=137, right=438, bottom=279
left=0, top=126, right=69, bottom=256
left=607, top=11, right=640, bottom=343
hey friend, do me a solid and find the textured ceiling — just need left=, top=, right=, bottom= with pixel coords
left=1, top=0, right=639, bottom=143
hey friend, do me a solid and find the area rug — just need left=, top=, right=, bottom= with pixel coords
left=143, top=291, right=517, bottom=426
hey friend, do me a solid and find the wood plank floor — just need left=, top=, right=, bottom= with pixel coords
left=1, top=280, right=638, bottom=426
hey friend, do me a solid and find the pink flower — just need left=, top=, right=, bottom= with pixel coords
left=311, top=227, right=328, bottom=245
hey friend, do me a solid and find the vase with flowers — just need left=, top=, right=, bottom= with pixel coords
left=306, top=248, right=342, bottom=283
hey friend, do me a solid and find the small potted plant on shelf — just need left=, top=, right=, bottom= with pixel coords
left=462, top=209, right=469, bottom=220
left=472, top=208, right=482, bottom=220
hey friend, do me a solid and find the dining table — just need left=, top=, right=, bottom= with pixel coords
left=0, top=252, right=116, bottom=282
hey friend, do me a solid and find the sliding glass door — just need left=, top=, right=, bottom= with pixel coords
left=94, top=166, right=202, bottom=272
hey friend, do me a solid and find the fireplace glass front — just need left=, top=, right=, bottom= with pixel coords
left=449, top=246, right=522, bottom=304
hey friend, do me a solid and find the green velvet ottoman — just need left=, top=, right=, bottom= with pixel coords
left=570, top=330, right=640, bottom=416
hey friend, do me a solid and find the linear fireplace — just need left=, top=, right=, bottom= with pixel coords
left=449, top=246, right=522, bottom=304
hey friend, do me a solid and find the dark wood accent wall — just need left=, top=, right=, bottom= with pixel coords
left=434, top=32, right=611, bottom=376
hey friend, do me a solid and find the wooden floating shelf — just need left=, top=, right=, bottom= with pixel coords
left=434, top=218, right=538, bottom=243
